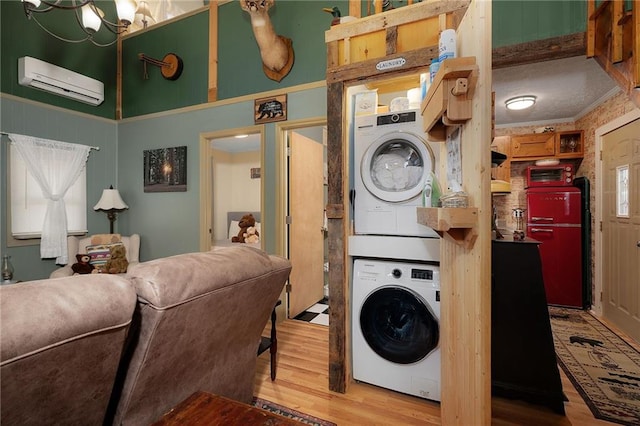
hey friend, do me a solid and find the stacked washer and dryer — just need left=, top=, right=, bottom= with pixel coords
left=349, top=109, right=442, bottom=402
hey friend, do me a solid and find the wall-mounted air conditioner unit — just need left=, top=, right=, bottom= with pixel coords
left=18, top=56, right=104, bottom=106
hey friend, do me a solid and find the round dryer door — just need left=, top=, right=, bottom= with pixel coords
left=359, top=286, right=439, bottom=364
left=360, top=133, right=434, bottom=203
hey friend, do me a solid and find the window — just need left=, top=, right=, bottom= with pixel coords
left=9, top=144, right=87, bottom=240
left=616, top=164, right=629, bottom=217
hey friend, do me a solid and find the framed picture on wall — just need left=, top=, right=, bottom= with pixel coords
left=254, top=94, right=287, bottom=124
left=143, top=146, right=187, bottom=192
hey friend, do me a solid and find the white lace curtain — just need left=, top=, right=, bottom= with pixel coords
left=9, top=134, right=91, bottom=264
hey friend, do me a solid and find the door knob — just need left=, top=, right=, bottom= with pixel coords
left=637, top=241, right=640, bottom=248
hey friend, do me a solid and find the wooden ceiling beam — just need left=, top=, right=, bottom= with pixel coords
left=492, top=32, right=586, bottom=69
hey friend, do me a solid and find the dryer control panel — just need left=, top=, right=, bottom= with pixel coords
left=377, top=111, right=417, bottom=126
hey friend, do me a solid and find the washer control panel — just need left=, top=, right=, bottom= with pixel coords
left=410, top=268, right=433, bottom=281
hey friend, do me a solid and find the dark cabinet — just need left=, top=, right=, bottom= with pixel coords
left=491, top=238, right=565, bottom=414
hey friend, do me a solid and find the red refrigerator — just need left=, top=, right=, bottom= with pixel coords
left=526, top=187, right=583, bottom=307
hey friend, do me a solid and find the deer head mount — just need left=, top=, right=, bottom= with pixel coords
left=240, top=0, right=294, bottom=82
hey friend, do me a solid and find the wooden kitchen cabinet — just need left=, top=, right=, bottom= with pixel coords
left=511, top=133, right=555, bottom=159
left=510, top=131, right=584, bottom=161
left=555, top=130, right=584, bottom=158
left=491, top=135, right=511, bottom=182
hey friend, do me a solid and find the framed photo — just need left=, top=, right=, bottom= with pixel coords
left=143, top=146, right=187, bottom=192
left=254, top=94, right=287, bottom=124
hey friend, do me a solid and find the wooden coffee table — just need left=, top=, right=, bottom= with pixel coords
left=152, top=391, right=305, bottom=425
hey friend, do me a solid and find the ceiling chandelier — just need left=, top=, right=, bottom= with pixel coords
left=21, top=0, right=138, bottom=47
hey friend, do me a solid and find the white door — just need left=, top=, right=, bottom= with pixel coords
left=602, top=118, right=640, bottom=343
left=288, top=131, right=326, bottom=318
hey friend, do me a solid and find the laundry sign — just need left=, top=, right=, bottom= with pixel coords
left=376, top=57, right=406, bottom=71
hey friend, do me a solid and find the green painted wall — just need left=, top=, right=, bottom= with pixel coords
left=492, top=0, right=587, bottom=48
left=2, top=1, right=590, bottom=118
left=0, top=0, right=117, bottom=119
left=117, top=85, right=327, bottom=260
left=121, top=1, right=345, bottom=116
left=121, top=11, right=210, bottom=117
left=0, top=95, right=119, bottom=281
left=217, top=1, right=337, bottom=100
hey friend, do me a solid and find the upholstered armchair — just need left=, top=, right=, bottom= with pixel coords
left=50, top=234, right=140, bottom=278
left=107, top=246, right=291, bottom=425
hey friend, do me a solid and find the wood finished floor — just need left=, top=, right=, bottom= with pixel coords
left=254, top=317, right=629, bottom=426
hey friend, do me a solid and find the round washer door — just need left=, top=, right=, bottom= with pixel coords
left=359, top=286, right=439, bottom=364
left=360, top=132, right=434, bottom=203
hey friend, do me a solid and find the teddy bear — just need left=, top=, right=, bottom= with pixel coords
left=71, top=254, right=94, bottom=274
left=232, top=213, right=260, bottom=243
left=244, top=226, right=260, bottom=244
left=104, top=244, right=129, bottom=274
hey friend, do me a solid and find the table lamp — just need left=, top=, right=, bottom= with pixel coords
left=94, top=185, right=128, bottom=234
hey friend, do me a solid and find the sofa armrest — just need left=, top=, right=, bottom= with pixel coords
left=126, top=234, right=140, bottom=263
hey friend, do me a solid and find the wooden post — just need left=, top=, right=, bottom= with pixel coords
left=348, top=0, right=361, bottom=19
left=587, top=0, right=595, bottom=57
left=208, top=1, right=219, bottom=102
left=439, top=1, right=492, bottom=424
left=634, top=0, right=640, bottom=87
left=611, top=0, right=624, bottom=63
left=116, top=36, right=123, bottom=120
left=326, top=81, right=348, bottom=393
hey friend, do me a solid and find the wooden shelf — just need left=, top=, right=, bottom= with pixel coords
left=420, top=57, right=478, bottom=142
left=417, top=207, right=478, bottom=249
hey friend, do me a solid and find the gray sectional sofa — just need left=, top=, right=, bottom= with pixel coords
left=0, top=246, right=291, bottom=426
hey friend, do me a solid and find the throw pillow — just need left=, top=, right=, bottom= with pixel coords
left=86, top=242, right=124, bottom=271
left=90, top=233, right=122, bottom=245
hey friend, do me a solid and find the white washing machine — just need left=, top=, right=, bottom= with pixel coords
left=352, top=258, right=441, bottom=401
left=354, top=109, right=439, bottom=237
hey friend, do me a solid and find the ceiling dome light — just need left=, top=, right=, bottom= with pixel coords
left=505, top=96, right=536, bottom=111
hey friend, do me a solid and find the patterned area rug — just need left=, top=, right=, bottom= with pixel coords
left=548, top=306, right=640, bottom=426
left=251, top=397, right=336, bottom=426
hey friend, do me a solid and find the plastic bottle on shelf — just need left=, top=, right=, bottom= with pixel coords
left=439, top=29, right=457, bottom=63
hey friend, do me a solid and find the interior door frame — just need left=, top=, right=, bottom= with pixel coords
left=274, top=117, right=327, bottom=315
left=594, top=108, right=640, bottom=315
left=198, top=126, right=265, bottom=252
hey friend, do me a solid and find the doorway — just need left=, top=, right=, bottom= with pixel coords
left=594, top=110, right=640, bottom=341
left=276, top=118, right=327, bottom=320
left=199, top=126, right=264, bottom=252
left=599, top=117, right=640, bottom=343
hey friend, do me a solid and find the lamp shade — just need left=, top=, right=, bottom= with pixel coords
left=82, top=4, right=103, bottom=33
left=94, top=187, right=128, bottom=211
left=22, top=0, right=42, bottom=8
left=136, top=0, right=154, bottom=20
left=115, top=0, right=137, bottom=25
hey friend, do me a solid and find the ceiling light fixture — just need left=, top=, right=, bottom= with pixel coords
left=234, top=134, right=249, bottom=139
left=21, top=0, right=138, bottom=47
left=505, top=96, right=536, bottom=111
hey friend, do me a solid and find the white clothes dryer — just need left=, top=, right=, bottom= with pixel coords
left=352, top=259, right=441, bottom=401
left=354, top=109, right=439, bottom=237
